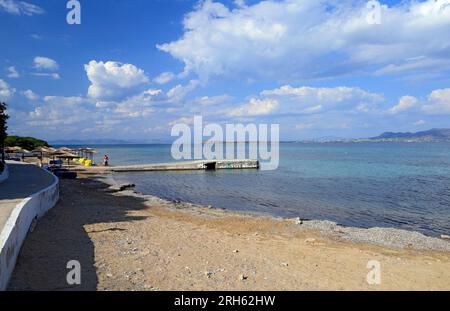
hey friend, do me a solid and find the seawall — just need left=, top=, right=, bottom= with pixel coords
left=0, top=165, right=59, bottom=290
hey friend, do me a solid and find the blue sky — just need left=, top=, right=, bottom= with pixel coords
left=1, top=0, right=450, bottom=142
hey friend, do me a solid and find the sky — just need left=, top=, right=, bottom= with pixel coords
left=1, top=0, right=450, bottom=142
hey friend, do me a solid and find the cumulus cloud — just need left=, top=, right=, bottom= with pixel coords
left=153, top=71, right=175, bottom=85
left=0, top=0, right=44, bottom=16
left=166, top=79, right=200, bottom=103
left=192, top=94, right=232, bottom=106
left=389, top=96, right=420, bottom=114
left=33, top=56, right=59, bottom=71
left=7, top=66, right=19, bottom=78
left=384, top=88, right=450, bottom=115
left=158, top=0, right=450, bottom=81
left=422, top=88, right=450, bottom=114
left=22, top=89, right=39, bottom=100
left=85, top=60, right=150, bottom=100
left=256, top=85, right=384, bottom=115
left=0, top=79, right=16, bottom=101
left=229, top=98, right=278, bottom=117
left=114, top=89, right=162, bottom=118
left=27, top=96, right=101, bottom=128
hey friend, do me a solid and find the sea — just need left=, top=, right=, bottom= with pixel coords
left=65, top=142, right=450, bottom=237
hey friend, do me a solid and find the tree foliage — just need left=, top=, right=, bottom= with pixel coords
left=5, top=136, right=49, bottom=151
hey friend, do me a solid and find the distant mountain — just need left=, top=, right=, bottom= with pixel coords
left=369, top=128, right=450, bottom=142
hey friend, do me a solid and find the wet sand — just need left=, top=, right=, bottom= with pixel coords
left=8, top=176, right=450, bottom=291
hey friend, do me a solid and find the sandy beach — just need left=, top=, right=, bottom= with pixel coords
left=8, top=174, right=450, bottom=291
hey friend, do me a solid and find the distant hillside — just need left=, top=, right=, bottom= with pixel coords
left=370, top=128, right=450, bottom=142
left=5, top=136, right=49, bottom=150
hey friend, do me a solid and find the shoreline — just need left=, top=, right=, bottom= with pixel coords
left=8, top=173, right=450, bottom=290
left=101, top=173, right=450, bottom=252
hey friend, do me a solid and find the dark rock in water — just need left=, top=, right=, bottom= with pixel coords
left=119, top=183, right=135, bottom=191
left=107, top=183, right=136, bottom=192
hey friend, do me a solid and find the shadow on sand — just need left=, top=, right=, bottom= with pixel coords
left=8, top=177, right=150, bottom=291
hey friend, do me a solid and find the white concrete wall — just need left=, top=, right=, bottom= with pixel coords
left=0, top=168, right=59, bottom=290
left=0, top=164, right=8, bottom=184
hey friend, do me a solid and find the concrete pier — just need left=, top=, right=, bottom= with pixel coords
left=73, top=159, right=259, bottom=173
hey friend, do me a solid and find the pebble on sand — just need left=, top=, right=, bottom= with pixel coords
left=239, top=274, right=248, bottom=281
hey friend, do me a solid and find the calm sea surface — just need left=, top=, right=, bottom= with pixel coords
left=67, top=143, right=450, bottom=236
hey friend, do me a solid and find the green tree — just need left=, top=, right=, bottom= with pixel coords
left=0, top=102, right=8, bottom=171
left=5, top=136, right=49, bottom=150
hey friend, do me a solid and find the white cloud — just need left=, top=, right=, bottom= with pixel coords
left=258, top=85, right=383, bottom=115
left=0, top=0, right=44, bottom=16
left=169, top=116, right=196, bottom=127
left=7, top=66, right=19, bottom=78
left=33, top=56, right=59, bottom=71
left=229, top=98, right=278, bottom=117
left=234, top=0, right=246, bottom=8
left=158, top=0, right=450, bottom=81
left=0, top=79, right=16, bottom=101
left=43, top=96, right=91, bottom=106
left=30, top=33, right=43, bottom=40
left=166, top=79, right=200, bottom=103
left=192, top=94, right=232, bottom=106
left=388, top=96, right=420, bottom=114
left=85, top=60, right=149, bottom=100
left=32, top=72, right=60, bottom=80
left=296, top=121, right=350, bottom=130
left=422, top=88, right=450, bottom=114
left=22, top=89, right=39, bottom=100
left=114, top=89, right=162, bottom=118
left=153, top=71, right=175, bottom=85
left=414, top=120, right=426, bottom=126
left=26, top=96, right=101, bottom=128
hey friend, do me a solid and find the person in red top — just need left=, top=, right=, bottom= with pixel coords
left=103, top=154, right=109, bottom=166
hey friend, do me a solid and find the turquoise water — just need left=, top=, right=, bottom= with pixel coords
left=67, top=143, right=450, bottom=236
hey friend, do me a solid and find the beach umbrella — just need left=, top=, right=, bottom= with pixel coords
left=5, top=146, right=25, bottom=153
left=47, top=149, right=70, bottom=161
left=32, top=146, right=52, bottom=164
left=32, top=146, right=52, bottom=156
left=82, top=147, right=98, bottom=163
left=56, top=151, right=80, bottom=166
left=5, top=146, right=30, bottom=161
left=58, top=147, right=76, bottom=153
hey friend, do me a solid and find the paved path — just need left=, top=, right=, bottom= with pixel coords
left=0, top=162, right=55, bottom=232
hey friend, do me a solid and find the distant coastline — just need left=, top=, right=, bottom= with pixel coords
left=49, top=128, right=450, bottom=145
